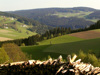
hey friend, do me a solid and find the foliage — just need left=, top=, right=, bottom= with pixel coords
left=21, top=43, right=25, bottom=46
left=78, top=50, right=100, bottom=67
left=38, top=16, right=94, bottom=29
left=0, top=48, right=9, bottom=64
left=2, top=43, right=27, bottom=62
left=78, top=50, right=87, bottom=61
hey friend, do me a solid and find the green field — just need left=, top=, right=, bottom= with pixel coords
left=44, top=38, right=100, bottom=57
left=39, top=35, right=84, bottom=45
left=0, top=29, right=36, bottom=39
left=21, top=34, right=100, bottom=60
left=21, top=35, right=83, bottom=60
left=0, top=16, right=36, bottom=40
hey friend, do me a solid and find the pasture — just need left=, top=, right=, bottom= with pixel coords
left=21, top=38, right=100, bottom=60
left=0, top=16, right=36, bottom=41
left=21, top=30, right=100, bottom=60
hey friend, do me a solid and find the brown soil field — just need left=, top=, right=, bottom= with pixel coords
left=0, top=37, right=13, bottom=41
left=69, top=30, right=100, bottom=39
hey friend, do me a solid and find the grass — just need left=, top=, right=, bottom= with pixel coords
left=21, top=45, right=67, bottom=60
left=21, top=35, right=84, bottom=60
left=0, top=29, right=36, bottom=39
left=39, top=35, right=84, bottom=45
left=44, top=38, right=100, bottom=57
left=21, top=38, right=100, bottom=60
left=21, top=28, right=100, bottom=60
left=0, top=16, right=36, bottom=40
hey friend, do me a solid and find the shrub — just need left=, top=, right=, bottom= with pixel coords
left=21, top=43, right=25, bottom=46
left=78, top=50, right=100, bottom=67
left=2, top=43, right=27, bottom=62
left=0, top=48, right=10, bottom=64
left=78, top=50, right=86, bottom=61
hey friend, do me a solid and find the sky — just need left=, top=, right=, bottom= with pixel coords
left=0, top=0, right=100, bottom=11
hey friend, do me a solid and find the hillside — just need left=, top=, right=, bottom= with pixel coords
left=38, top=16, right=94, bottom=28
left=9, top=7, right=97, bottom=29
left=0, top=16, right=37, bottom=41
left=21, top=29, right=100, bottom=60
left=0, top=11, right=51, bottom=34
left=87, top=10, right=100, bottom=19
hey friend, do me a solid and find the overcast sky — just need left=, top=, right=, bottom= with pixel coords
left=0, top=0, right=100, bottom=11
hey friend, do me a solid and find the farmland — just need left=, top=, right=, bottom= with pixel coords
left=21, top=35, right=83, bottom=60
left=21, top=30, right=100, bottom=60
left=69, top=29, right=100, bottom=39
left=0, top=16, right=36, bottom=41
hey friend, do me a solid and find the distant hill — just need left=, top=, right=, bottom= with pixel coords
left=37, top=16, right=94, bottom=28
left=0, top=11, right=51, bottom=34
left=87, top=10, right=100, bottom=19
left=9, top=7, right=96, bottom=19
left=9, top=7, right=97, bottom=29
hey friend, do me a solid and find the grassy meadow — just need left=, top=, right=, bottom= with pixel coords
left=21, top=32, right=100, bottom=60
left=0, top=29, right=36, bottom=40
left=21, top=35, right=84, bottom=60
left=0, top=16, right=36, bottom=41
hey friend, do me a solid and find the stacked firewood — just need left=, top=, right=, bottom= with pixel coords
left=0, top=55, right=100, bottom=75
left=56, top=55, right=100, bottom=75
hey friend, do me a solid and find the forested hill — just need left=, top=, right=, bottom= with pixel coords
left=9, top=7, right=97, bottom=29
left=0, top=11, right=51, bottom=34
left=87, top=10, right=100, bottom=19
left=9, top=7, right=96, bottom=18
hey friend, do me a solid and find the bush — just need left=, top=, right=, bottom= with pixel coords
left=2, top=43, right=27, bottom=62
left=78, top=50, right=86, bottom=61
left=0, top=48, right=9, bottom=64
left=21, top=43, right=25, bottom=46
left=86, top=54, right=98, bottom=66
left=78, top=50, right=100, bottom=67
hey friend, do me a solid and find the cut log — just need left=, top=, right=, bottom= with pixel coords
left=71, top=55, right=77, bottom=64
left=57, top=55, right=62, bottom=63
left=67, top=55, right=77, bottom=65
left=52, top=59, right=57, bottom=65
left=55, top=66, right=64, bottom=75
left=10, top=61, right=25, bottom=66
left=28, top=60, right=35, bottom=65
left=62, top=70, right=68, bottom=73
left=35, top=60, right=43, bottom=65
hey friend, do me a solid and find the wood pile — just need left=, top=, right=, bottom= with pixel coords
left=0, top=55, right=100, bottom=75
